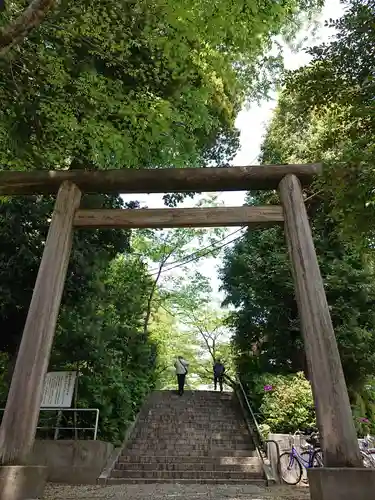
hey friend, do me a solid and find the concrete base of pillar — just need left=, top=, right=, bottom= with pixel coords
left=308, top=467, right=375, bottom=500
left=0, top=465, right=48, bottom=500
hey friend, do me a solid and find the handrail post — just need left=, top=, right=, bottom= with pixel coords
left=94, top=409, right=99, bottom=440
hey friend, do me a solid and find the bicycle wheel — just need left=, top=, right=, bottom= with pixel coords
left=312, top=448, right=324, bottom=467
left=279, top=451, right=303, bottom=485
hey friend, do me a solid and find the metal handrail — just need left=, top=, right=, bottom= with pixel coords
left=224, top=373, right=281, bottom=468
left=237, top=378, right=263, bottom=441
left=0, top=407, right=100, bottom=440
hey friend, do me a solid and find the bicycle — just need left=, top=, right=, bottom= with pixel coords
left=279, top=430, right=323, bottom=485
left=360, top=435, right=375, bottom=468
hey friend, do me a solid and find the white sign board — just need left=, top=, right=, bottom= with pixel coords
left=41, top=371, right=77, bottom=408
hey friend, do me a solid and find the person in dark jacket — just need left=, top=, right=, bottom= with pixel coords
left=213, top=359, right=225, bottom=392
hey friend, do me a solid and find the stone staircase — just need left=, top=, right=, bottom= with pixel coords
left=107, top=390, right=265, bottom=485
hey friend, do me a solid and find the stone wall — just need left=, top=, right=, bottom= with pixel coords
left=28, top=440, right=114, bottom=484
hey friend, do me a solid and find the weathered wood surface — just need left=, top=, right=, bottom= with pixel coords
left=0, top=164, right=321, bottom=195
left=73, top=206, right=284, bottom=229
left=279, top=174, right=362, bottom=468
left=0, top=182, right=81, bottom=465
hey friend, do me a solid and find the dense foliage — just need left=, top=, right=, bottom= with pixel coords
left=0, top=0, right=325, bottom=444
left=0, top=194, right=128, bottom=361
left=265, top=0, right=375, bottom=237
left=51, top=255, right=156, bottom=444
left=222, top=206, right=375, bottom=393
left=0, top=196, right=157, bottom=444
left=0, top=0, right=322, bottom=172
left=254, top=372, right=315, bottom=435
left=221, top=0, right=375, bottom=432
left=352, top=379, right=375, bottom=437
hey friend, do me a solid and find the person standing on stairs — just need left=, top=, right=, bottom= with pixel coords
left=213, top=359, right=225, bottom=392
left=174, top=355, right=189, bottom=396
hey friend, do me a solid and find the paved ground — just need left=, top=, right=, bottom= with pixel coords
left=44, top=483, right=310, bottom=500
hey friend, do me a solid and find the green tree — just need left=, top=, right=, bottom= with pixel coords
left=352, top=380, right=375, bottom=437
left=131, top=224, right=226, bottom=334
left=0, top=352, right=8, bottom=406
left=50, top=254, right=157, bottom=444
left=0, top=194, right=129, bottom=364
left=221, top=197, right=375, bottom=395
left=0, top=0, right=56, bottom=56
left=149, top=308, right=201, bottom=390
left=264, top=0, right=375, bottom=238
left=0, top=0, right=323, bottom=173
left=163, top=268, right=235, bottom=384
left=221, top=1, right=375, bottom=401
left=0, top=0, right=324, bottom=444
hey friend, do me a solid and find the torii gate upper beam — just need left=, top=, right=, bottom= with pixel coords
left=0, top=163, right=321, bottom=195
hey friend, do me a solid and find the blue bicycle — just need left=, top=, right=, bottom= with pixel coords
left=279, top=431, right=323, bottom=485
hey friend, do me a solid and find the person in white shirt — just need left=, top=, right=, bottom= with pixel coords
left=174, top=356, right=189, bottom=396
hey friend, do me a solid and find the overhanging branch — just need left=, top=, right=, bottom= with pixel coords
left=0, top=0, right=56, bottom=56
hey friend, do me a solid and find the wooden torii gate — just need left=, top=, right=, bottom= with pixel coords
left=0, top=164, right=362, bottom=472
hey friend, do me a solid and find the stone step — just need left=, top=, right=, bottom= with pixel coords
left=134, top=428, right=248, bottom=435
left=134, top=426, right=249, bottom=439
left=127, top=444, right=255, bottom=451
left=125, top=447, right=255, bottom=455
left=149, top=391, right=233, bottom=397
left=128, top=437, right=252, bottom=445
left=127, top=439, right=253, bottom=447
left=115, top=459, right=261, bottom=472
left=141, top=421, right=243, bottom=425
left=141, top=416, right=241, bottom=421
left=145, top=404, right=235, bottom=409
left=142, top=408, right=240, bottom=413
left=146, top=406, right=237, bottom=410
left=126, top=446, right=254, bottom=454
left=138, top=418, right=245, bottom=426
left=136, top=428, right=248, bottom=434
left=146, top=410, right=237, bottom=413
left=137, top=419, right=243, bottom=426
left=106, top=477, right=266, bottom=485
left=119, top=454, right=258, bottom=464
left=124, top=449, right=256, bottom=457
left=130, top=436, right=252, bottom=444
left=145, top=404, right=236, bottom=409
left=106, top=390, right=257, bottom=486
left=148, top=400, right=235, bottom=404
left=137, top=425, right=246, bottom=432
left=110, top=469, right=262, bottom=480
left=146, top=401, right=235, bottom=407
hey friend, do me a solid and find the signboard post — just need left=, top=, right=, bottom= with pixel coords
left=41, top=371, right=77, bottom=408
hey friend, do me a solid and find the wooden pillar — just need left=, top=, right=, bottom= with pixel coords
left=279, top=174, right=362, bottom=468
left=0, top=182, right=81, bottom=465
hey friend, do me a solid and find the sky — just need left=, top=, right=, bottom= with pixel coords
left=122, top=0, right=345, bottom=302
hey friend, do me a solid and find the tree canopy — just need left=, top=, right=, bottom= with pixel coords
left=0, top=0, right=323, bottom=171
left=221, top=0, right=375, bottom=433
left=263, top=0, right=375, bottom=238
